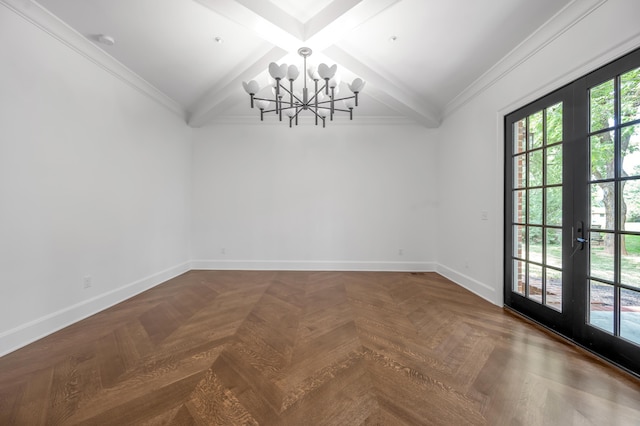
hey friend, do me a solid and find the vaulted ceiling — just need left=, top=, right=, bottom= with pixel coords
left=26, top=0, right=576, bottom=127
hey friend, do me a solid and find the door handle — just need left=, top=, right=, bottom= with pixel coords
left=571, top=221, right=589, bottom=257
left=575, top=221, right=589, bottom=248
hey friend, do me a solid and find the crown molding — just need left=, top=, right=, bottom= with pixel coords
left=498, top=31, right=640, bottom=121
left=205, top=114, right=418, bottom=127
left=2, top=0, right=186, bottom=120
left=443, top=0, right=608, bottom=118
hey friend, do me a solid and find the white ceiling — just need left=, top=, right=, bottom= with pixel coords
left=30, top=0, right=574, bottom=127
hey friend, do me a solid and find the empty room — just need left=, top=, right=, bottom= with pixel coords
left=1, top=0, right=640, bottom=424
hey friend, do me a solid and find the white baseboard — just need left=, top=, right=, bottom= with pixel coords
left=0, top=260, right=499, bottom=357
left=190, top=259, right=436, bottom=272
left=0, top=262, right=191, bottom=357
left=435, top=263, right=500, bottom=306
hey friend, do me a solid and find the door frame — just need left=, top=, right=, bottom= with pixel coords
left=504, top=84, right=575, bottom=338
left=504, top=47, right=640, bottom=376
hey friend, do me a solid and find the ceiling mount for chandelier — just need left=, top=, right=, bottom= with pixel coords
left=242, top=47, right=365, bottom=128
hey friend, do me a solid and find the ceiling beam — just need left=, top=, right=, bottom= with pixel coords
left=191, top=0, right=438, bottom=127
left=304, top=0, right=400, bottom=48
left=187, top=46, right=286, bottom=127
left=234, top=0, right=304, bottom=40
left=304, top=0, right=364, bottom=41
left=193, top=0, right=301, bottom=52
left=323, top=45, right=441, bottom=127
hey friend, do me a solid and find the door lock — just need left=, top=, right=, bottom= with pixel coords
left=575, top=221, right=589, bottom=247
left=571, top=221, right=589, bottom=257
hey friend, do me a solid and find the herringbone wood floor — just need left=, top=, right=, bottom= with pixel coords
left=1, top=271, right=639, bottom=425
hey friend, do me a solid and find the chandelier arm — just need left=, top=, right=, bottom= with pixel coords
left=314, top=80, right=318, bottom=126
left=308, top=83, right=328, bottom=103
left=276, top=84, right=305, bottom=105
left=309, top=96, right=332, bottom=105
left=306, top=108, right=327, bottom=128
left=246, top=47, right=362, bottom=127
left=308, top=108, right=326, bottom=117
left=275, top=78, right=281, bottom=115
left=307, top=93, right=317, bottom=104
left=278, top=105, right=301, bottom=112
left=330, top=87, right=335, bottom=121
left=252, top=96, right=275, bottom=102
left=252, top=96, right=290, bottom=110
left=286, top=107, right=302, bottom=127
left=328, top=95, right=357, bottom=102
left=253, top=98, right=304, bottom=110
left=306, top=85, right=324, bottom=103
left=291, top=107, right=302, bottom=120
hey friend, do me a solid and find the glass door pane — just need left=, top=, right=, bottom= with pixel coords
left=586, top=69, right=640, bottom=345
left=508, top=102, right=565, bottom=311
left=505, top=47, right=640, bottom=376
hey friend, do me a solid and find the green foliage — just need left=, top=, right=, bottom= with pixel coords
left=589, top=68, right=640, bottom=246
left=590, top=80, right=615, bottom=134
left=525, top=103, right=563, bottom=227
left=518, top=68, right=640, bottom=259
left=590, top=68, right=640, bottom=181
left=546, top=103, right=563, bottom=144
left=590, top=132, right=614, bottom=180
left=529, top=110, right=543, bottom=149
left=622, top=68, right=640, bottom=124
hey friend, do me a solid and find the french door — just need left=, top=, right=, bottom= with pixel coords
left=505, top=48, right=640, bottom=375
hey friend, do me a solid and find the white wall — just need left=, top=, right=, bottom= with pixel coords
left=0, top=5, right=193, bottom=355
left=191, top=122, right=438, bottom=271
left=7, top=0, right=640, bottom=358
left=436, top=0, right=640, bottom=305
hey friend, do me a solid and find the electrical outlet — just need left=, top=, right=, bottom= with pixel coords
left=221, top=248, right=226, bottom=255
left=83, top=275, right=92, bottom=289
left=398, top=249, right=404, bottom=256
left=481, top=210, right=489, bottom=220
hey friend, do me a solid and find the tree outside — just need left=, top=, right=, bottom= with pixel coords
left=522, top=67, right=640, bottom=312
left=589, top=68, right=640, bottom=255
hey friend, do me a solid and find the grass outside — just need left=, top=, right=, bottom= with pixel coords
left=529, top=243, right=640, bottom=285
left=526, top=227, right=640, bottom=287
left=518, top=226, right=640, bottom=344
left=626, top=234, right=640, bottom=253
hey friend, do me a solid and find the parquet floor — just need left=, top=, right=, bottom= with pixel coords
left=1, top=271, right=640, bottom=425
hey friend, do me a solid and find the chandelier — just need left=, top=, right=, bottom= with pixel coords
left=242, top=47, right=365, bottom=127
